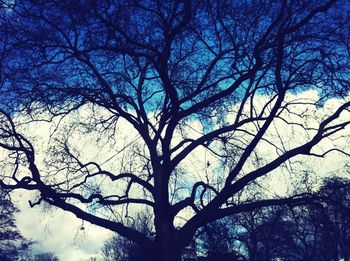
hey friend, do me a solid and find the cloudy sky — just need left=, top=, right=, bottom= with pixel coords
left=7, top=90, right=350, bottom=260
left=14, top=190, right=111, bottom=260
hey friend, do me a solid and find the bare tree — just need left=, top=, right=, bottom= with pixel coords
left=31, top=252, right=59, bottom=261
left=0, top=0, right=350, bottom=260
left=315, top=177, right=350, bottom=261
left=101, top=212, right=153, bottom=261
left=205, top=177, right=350, bottom=261
left=196, top=177, right=350, bottom=261
left=0, top=190, right=32, bottom=261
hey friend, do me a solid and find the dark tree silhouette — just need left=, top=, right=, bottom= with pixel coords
left=0, top=0, right=350, bottom=260
left=101, top=213, right=153, bottom=261
left=31, top=252, right=60, bottom=261
left=199, top=178, right=350, bottom=261
left=197, top=219, right=245, bottom=260
left=102, top=233, right=151, bottom=261
left=0, top=190, right=32, bottom=261
left=234, top=206, right=306, bottom=261
left=315, top=177, right=350, bottom=261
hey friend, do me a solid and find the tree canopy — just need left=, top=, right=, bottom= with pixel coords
left=0, top=0, right=349, bottom=260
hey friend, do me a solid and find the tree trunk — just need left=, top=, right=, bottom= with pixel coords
left=151, top=222, right=183, bottom=261
left=154, top=247, right=182, bottom=261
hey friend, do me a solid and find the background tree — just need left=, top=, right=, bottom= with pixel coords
left=101, top=233, right=150, bottom=261
left=195, top=177, right=350, bottom=260
left=30, top=252, right=59, bottom=261
left=101, top=212, right=153, bottom=261
left=0, top=0, right=350, bottom=260
left=0, top=190, right=32, bottom=261
left=196, top=219, right=245, bottom=260
left=315, top=177, right=350, bottom=261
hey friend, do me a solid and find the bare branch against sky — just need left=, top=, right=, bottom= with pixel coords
left=0, top=0, right=349, bottom=260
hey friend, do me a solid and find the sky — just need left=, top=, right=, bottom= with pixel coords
left=14, top=190, right=111, bottom=260
left=6, top=90, right=350, bottom=260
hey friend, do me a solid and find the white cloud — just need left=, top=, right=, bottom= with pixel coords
left=13, top=190, right=111, bottom=260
